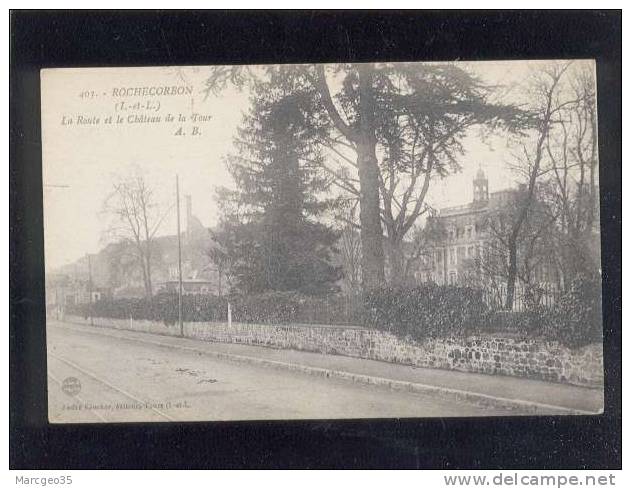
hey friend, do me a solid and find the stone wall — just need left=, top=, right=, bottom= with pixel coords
left=65, top=315, right=603, bottom=388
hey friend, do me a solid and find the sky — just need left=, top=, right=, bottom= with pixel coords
left=41, top=60, right=595, bottom=271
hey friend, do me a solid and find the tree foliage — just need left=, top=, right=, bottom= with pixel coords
left=211, top=66, right=341, bottom=295
left=206, top=62, right=525, bottom=289
left=314, top=62, right=527, bottom=284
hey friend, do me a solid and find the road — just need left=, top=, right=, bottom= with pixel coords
left=46, top=320, right=513, bottom=422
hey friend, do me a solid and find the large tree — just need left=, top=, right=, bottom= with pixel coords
left=103, top=173, right=170, bottom=299
left=206, top=62, right=523, bottom=289
left=542, top=63, right=600, bottom=287
left=474, top=62, right=585, bottom=309
left=503, top=62, right=582, bottom=309
left=311, top=63, right=386, bottom=288
left=306, top=63, right=525, bottom=287
left=333, top=200, right=362, bottom=295
left=479, top=185, right=560, bottom=308
left=211, top=67, right=341, bottom=295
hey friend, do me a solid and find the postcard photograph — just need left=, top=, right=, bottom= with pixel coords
left=41, top=60, right=604, bottom=423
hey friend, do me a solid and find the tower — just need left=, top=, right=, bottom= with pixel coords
left=473, top=168, right=488, bottom=203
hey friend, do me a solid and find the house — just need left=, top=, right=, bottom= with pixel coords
left=45, top=272, right=111, bottom=318
left=48, top=196, right=223, bottom=301
left=415, top=169, right=558, bottom=289
left=157, top=279, right=216, bottom=295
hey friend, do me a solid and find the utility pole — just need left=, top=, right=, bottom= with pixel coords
left=176, top=175, right=183, bottom=337
left=87, top=253, right=93, bottom=326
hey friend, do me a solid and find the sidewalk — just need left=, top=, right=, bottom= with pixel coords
left=56, top=320, right=604, bottom=415
left=184, top=337, right=604, bottom=415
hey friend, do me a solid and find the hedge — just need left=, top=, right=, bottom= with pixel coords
left=363, top=284, right=488, bottom=341
left=67, top=294, right=228, bottom=325
left=539, top=276, right=603, bottom=348
left=66, top=278, right=602, bottom=349
left=67, top=291, right=359, bottom=327
left=479, top=278, right=603, bottom=348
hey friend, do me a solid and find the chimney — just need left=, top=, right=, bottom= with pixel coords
left=186, top=195, right=192, bottom=238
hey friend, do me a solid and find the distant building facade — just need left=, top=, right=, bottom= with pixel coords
left=45, top=273, right=111, bottom=318
left=415, top=169, right=557, bottom=289
left=48, top=196, right=224, bottom=301
left=158, top=279, right=217, bottom=295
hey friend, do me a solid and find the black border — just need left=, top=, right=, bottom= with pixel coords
left=10, top=10, right=622, bottom=469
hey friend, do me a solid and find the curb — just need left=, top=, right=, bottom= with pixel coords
left=58, top=320, right=598, bottom=416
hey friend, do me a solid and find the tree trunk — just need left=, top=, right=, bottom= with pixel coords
left=505, top=236, right=518, bottom=310
left=387, top=237, right=406, bottom=286
left=356, top=65, right=385, bottom=290
left=314, top=64, right=385, bottom=290
left=144, top=247, right=153, bottom=299
left=139, top=256, right=150, bottom=300
left=144, top=262, right=152, bottom=299
left=357, top=146, right=385, bottom=290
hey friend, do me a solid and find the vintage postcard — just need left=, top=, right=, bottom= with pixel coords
left=42, top=61, right=604, bottom=423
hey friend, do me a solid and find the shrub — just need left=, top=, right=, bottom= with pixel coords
left=487, top=307, right=565, bottom=336
left=486, top=311, right=535, bottom=334
left=540, top=276, right=603, bottom=348
left=66, top=291, right=359, bottom=326
left=363, top=284, right=488, bottom=341
left=230, top=291, right=305, bottom=324
left=215, top=291, right=357, bottom=325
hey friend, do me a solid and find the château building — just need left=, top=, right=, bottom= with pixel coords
left=416, top=169, right=556, bottom=289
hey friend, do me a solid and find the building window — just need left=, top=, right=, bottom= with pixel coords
left=449, top=248, right=456, bottom=265
left=435, top=251, right=442, bottom=265
left=457, top=246, right=465, bottom=262
left=467, top=245, right=475, bottom=258
left=466, top=226, right=473, bottom=239
left=475, top=221, right=487, bottom=233
left=449, top=271, right=457, bottom=285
